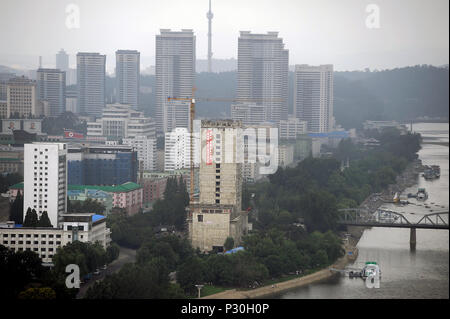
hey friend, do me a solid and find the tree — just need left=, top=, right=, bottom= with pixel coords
left=176, top=256, right=206, bottom=294
left=23, top=208, right=38, bottom=227
left=106, top=243, right=120, bottom=263
left=18, top=287, right=56, bottom=299
left=0, top=245, right=47, bottom=298
left=37, top=211, right=53, bottom=228
left=224, top=237, right=234, bottom=251
left=9, top=191, right=23, bottom=224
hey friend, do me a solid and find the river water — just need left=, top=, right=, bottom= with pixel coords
left=279, top=123, right=449, bottom=299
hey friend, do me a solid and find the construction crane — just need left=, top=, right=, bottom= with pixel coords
left=167, top=90, right=284, bottom=204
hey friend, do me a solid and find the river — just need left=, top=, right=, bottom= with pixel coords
left=279, top=122, right=449, bottom=299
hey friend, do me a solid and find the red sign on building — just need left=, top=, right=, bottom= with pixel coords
left=206, top=129, right=213, bottom=165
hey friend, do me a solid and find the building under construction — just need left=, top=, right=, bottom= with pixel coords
left=188, top=119, right=248, bottom=252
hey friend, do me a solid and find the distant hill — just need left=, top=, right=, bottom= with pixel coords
left=334, top=65, right=449, bottom=128
left=45, top=64, right=450, bottom=129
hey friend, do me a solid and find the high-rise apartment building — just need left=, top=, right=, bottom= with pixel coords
left=123, top=135, right=157, bottom=172
left=116, top=50, right=140, bottom=109
left=23, top=143, right=68, bottom=228
left=56, top=49, right=69, bottom=73
left=164, top=127, right=199, bottom=171
left=230, top=102, right=265, bottom=126
left=77, top=52, right=106, bottom=117
left=6, top=77, right=40, bottom=118
left=155, top=29, right=195, bottom=133
left=189, top=120, right=248, bottom=252
left=294, top=64, right=334, bottom=133
left=0, top=73, right=16, bottom=102
left=237, top=31, right=289, bottom=125
left=36, top=68, right=66, bottom=117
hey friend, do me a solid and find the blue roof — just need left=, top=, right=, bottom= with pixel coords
left=308, top=131, right=350, bottom=138
left=92, top=214, right=105, bottom=222
left=225, top=246, right=245, bottom=254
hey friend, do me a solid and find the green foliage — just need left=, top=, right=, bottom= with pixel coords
left=23, top=208, right=38, bottom=227
left=224, top=237, right=234, bottom=251
left=0, top=173, right=22, bottom=193
left=107, top=178, right=190, bottom=248
left=0, top=245, right=46, bottom=298
left=177, top=256, right=206, bottom=293
left=37, top=211, right=53, bottom=227
left=85, top=259, right=184, bottom=299
left=52, top=241, right=107, bottom=277
left=68, top=198, right=106, bottom=214
left=9, top=191, right=23, bottom=224
left=106, top=243, right=120, bottom=263
left=18, top=287, right=56, bottom=299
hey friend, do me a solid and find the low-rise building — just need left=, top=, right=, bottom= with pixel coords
left=69, top=182, right=143, bottom=216
left=278, top=144, right=294, bottom=167
left=67, top=188, right=113, bottom=215
left=9, top=181, right=143, bottom=216
left=0, top=213, right=111, bottom=263
left=87, top=104, right=156, bottom=139
left=279, top=118, right=307, bottom=140
left=0, top=147, right=23, bottom=175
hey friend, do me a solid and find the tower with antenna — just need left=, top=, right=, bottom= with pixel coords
left=206, top=0, right=213, bottom=72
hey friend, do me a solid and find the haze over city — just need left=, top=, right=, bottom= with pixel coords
left=0, top=0, right=448, bottom=306
left=0, top=0, right=449, bottom=72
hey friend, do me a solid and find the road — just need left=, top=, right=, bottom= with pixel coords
left=76, top=246, right=137, bottom=299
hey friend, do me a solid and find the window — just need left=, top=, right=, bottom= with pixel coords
left=197, top=215, right=203, bottom=222
left=215, top=199, right=220, bottom=204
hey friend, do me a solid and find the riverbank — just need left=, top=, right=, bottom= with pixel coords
left=203, top=158, right=424, bottom=299
left=202, top=254, right=351, bottom=299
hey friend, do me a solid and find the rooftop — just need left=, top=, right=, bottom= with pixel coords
left=10, top=181, right=142, bottom=193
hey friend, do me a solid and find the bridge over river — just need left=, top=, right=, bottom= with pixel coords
left=337, top=208, right=449, bottom=250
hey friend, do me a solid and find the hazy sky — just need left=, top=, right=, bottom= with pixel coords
left=0, top=0, right=448, bottom=71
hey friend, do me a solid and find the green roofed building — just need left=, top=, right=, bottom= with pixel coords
left=9, top=181, right=143, bottom=216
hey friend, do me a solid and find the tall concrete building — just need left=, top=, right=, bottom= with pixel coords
left=294, top=64, right=334, bottom=133
left=236, top=31, right=289, bottom=125
left=123, top=135, right=157, bottom=172
left=116, top=50, right=140, bottom=109
left=77, top=52, right=106, bottom=117
left=23, top=143, right=68, bottom=228
left=36, top=68, right=66, bottom=117
left=155, top=29, right=195, bottom=134
left=0, top=72, right=16, bottom=102
left=56, top=49, right=69, bottom=73
left=164, top=127, right=200, bottom=171
left=189, top=120, right=248, bottom=252
left=6, top=76, right=40, bottom=118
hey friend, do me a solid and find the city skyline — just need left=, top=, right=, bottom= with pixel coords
left=0, top=0, right=448, bottom=72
